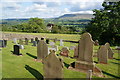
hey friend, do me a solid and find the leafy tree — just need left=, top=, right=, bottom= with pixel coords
left=85, top=1, right=120, bottom=45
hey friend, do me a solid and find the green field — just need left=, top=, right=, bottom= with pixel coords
left=1, top=32, right=120, bottom=79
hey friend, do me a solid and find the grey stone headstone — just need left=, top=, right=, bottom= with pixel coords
left=32, top=41, right=37, bottom=46
left=37, top=40, right=48, bottom=60
left=25, top=38, right=28, bottom=45
left=13, top=38, right=17, bottom=44
left=77, top=33, right=94, bottom=62
left=43, top=52, right=63, bottom=78
left=31, top=38, right=34, bottom=43
left=18, top=45, right=24, bottom=49
left=0, top=40, right=5, bottom=47
left=97, top=45, right=108, bottom=64
left=60, top=39, right=63, bottom=46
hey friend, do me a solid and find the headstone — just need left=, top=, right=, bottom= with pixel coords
left=60, top=39, right=63, bottom=46
left=18, top=45, right=24, bottom=49
left=25, top=38, right=28, bottom=45
left=49, top=45, right=58, bottom=52
left=31, top=38, right=34, bottom=43
left=46, top=39, right=49, bottom=44
left=32, top=41, right=37, bottom=46
left=43, top=52, right=63, bottom=79
left=74, top=45, right=79, bottom=58
left=69, top=46, right=76, bottom=50
left=49, top=42, right=55, bottom=46
left=97, top=45, right=108, bottom=64
left=75, top=33, right=100, bottom=72
left=19, top=39, right=23, bottom=45
left=0, top=40, right=5, bottom=47
left=105, top=43, right=114, bottom=59
left=13, top=45, right=22, bottom=55
left=13, top=38, right=17, bottom=44
left=37, top=40, right=48, bottom=60
left=35, top=37, right=39, bottom=44
left=53, top=38, right=57, bottom=43
left=4, top=40, right=7, bottom=47
left=94, top=40, right=99, bottom=46
left=60, top=47, right=69, bottom=57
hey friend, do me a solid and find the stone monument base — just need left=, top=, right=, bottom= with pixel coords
left=69, top=61, right=104, bottom=77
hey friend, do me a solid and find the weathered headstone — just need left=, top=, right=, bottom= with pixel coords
left=94, top=40, right=99, bottom=46
left=50, top=42, right=55, bottom=46
left=49, top=45, right=58, bottom=52
left=32, top=41, right=37, bottom=46
left=13, top=45, right=22, bottom=55
left=18, top=45, right=24, bottom=49
left=31, top=38, right=34, bottom=43
left=86, top=70, right=92, bottom=80
left=69, top=46, right=76, bottom=50
left=35, top=37, right=39, bottom=44
left=13, top=38, right=17, bottom=44
left=19, top=39, right=23, bottom=45
left=46, top=39, right=49, bottom=44
left=74, top=33, right=102, bottom=75
left=0, top=40, right=5, bottom=47
left=53, top=38, right=57, bottom=43
left=60, top=39, right=63, bottom=46
left=37, top=40, right=48, bottom=60
left=25, top=38, right=28, bottom=45
left=43, top=52, right=63, bottom=79
left=97, top=45, right=108, bottom=64
left=105, top=43, right=114, bottom=59
left=60, top=47, right=69, bottom=57
left=74, top=45, right=79, bottom=58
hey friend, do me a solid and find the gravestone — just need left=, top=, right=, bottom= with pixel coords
left=74, top=45, right=79, bottom=58
left=49, top=45, right=58, bottom=52
left=13, top=38, right=17, bottom=44
left=105, top=43, right=114, bottom=59
left=60, top=47, right=69, bottom=57
left=18, top=45, right=24, bottom=49
left=50, top=42, right=55, bottom=46
left=4, top=39, right=7, bottom=47
left=97, top=45, right=108, bottom=64
left=35, top=37, right=39, bottom=44
left=69, top=46, right=76, bottom=50
left=53, top=38, right=57, bottom=43
left=31, top=38, right=34, bottom=43
left=43, top=52, right=63, bottom=79
left=0, top=40, right=5, bottom=47
left=13, top=45, right=22, bottom=55
left=25, top=38, right=28, bottom=45
left=37, top=40, right=48, bottom=60
left=32, top=41, right=37, bottom=46
left=19, top=39, right=23, bottom=45
left=94, top=40, right=99, bottom=46
left=74, top=33, right=102, bottom=75
left=60, top=39, right=63, bottom=46
left=46, top=39, right=49, bottom=44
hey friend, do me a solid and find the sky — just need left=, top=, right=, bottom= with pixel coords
left=1, top=0, right=105, bottom=19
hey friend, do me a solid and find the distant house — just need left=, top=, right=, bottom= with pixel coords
left=47, top=23, right=54, bottom=32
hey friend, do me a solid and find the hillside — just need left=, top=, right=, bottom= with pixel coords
left=56, top=14, right=94, bottom=20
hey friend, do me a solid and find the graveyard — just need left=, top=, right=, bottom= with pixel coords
left=1, top=32, right=120, bottom=79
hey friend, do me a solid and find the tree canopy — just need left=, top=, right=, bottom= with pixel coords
left=85, top=1, right=120, bottom=45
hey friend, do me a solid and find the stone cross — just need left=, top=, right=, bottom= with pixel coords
left=60, top=39, right=63, bottom=46
left=97, top=45, right=108, bottom=64
left=37, top=40, right=48, bottom=60
left=43, top=52, right=63, bottom=79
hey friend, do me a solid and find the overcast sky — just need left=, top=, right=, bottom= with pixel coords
left=1, top=0, right=104, bottom=19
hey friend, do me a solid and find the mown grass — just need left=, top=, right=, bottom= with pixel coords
left=1, top=32, right=120, bottom=79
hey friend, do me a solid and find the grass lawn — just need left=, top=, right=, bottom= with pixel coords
left=1, top=32, right=120, bottom=79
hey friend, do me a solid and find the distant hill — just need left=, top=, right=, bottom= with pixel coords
left=56, top=13, right=94, bottom=20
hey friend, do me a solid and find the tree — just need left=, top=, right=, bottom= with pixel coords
left=85, top=1, right=120, bottom=45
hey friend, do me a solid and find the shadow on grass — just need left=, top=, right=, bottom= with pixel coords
left=25, top=65, right=43, bottom=80
left=11, top=51, right=14, bottom=54
left=111, top=62, right=120, bottom=65
left=63, top=62, right=70, bottom=68
left=26, top=53, right=37, bottom=59
left=113, top=58, right=120, bottom=61
left=102, top=71, right=120, bottom=79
